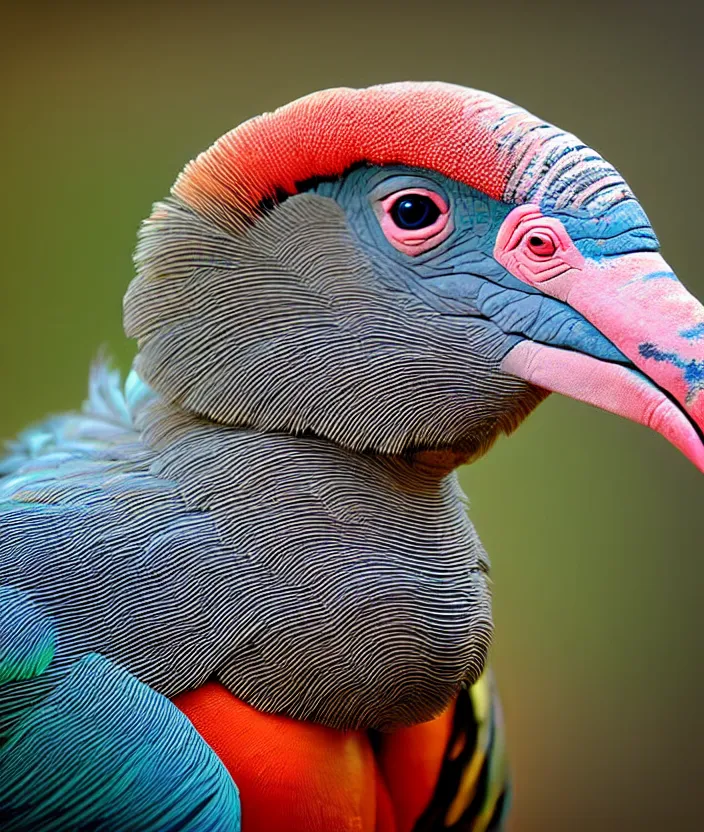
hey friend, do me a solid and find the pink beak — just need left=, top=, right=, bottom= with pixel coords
left=501, top=251, right=704, bottom=473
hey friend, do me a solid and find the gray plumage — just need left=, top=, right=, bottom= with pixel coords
left=126, top=191, right=543, bottom=457
left=1, top=361, right=494, bottom=731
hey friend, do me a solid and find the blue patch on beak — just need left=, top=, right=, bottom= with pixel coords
left=641, top=270, right=679, bottom=282
left=680, top=322, right=704, bottom=341
left=639, top=342, right=704, bottom=403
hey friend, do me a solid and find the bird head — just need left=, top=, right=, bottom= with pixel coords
left=125, top=82, right=704, bottom=472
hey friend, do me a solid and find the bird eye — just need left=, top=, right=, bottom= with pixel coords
left=390, top=194, right=441, bottom=230
left=376, top=188, right=452, bottom=256
left=525, top=232, right=557, bottom=258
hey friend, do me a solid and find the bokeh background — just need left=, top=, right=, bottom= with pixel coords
left=2, top=1, right=702, bottom=829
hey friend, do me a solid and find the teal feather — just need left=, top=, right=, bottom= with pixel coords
left=0, top=590, right=240, bottom=831
left=0, top=587, right=56, bottom=687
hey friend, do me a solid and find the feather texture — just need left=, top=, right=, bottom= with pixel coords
left=1, top=363, right=493, bottom=731
left=126, top=193, right=544, bottom=456
left=0, top=588, right=240, bottom=831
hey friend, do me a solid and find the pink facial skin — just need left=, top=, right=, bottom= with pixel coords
left=495, top=204, right=704, bottom=473
left=377, top=189, right=453, bottom=255
left=495, top=204, right=584, bottom=281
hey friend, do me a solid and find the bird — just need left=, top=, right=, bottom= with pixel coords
left=1, top=81, right=702, bottom=831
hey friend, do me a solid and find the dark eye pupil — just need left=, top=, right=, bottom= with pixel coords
left=530, top=236, right=544, bottom=247
left=391, top=195, right=440, bottom=230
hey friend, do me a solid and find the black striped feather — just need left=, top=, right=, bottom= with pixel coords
left=413, top=672, right=510, bottom=832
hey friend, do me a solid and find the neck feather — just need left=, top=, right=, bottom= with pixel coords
left=140, top=397, right=493, bottom=730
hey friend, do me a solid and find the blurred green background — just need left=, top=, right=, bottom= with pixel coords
left=2, top=1, right=702, bottom=829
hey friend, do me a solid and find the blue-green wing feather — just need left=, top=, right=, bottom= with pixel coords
left=0, top=587, right=56, bottom=687
left=0, top=589, right=240, bottom=831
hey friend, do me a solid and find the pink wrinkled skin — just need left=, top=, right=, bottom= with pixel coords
left=496, top=204, right=704, bottom=472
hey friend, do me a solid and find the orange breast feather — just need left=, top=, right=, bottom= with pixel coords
left=174, top=682, right=454, bottom=832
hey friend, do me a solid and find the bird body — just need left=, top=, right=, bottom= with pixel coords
left=0, top=364, right=508, bottom=831
left=1, top=81, right=702, bottom=830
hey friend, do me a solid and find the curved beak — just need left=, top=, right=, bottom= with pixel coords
left=501, top=252, right=704, bottom=472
